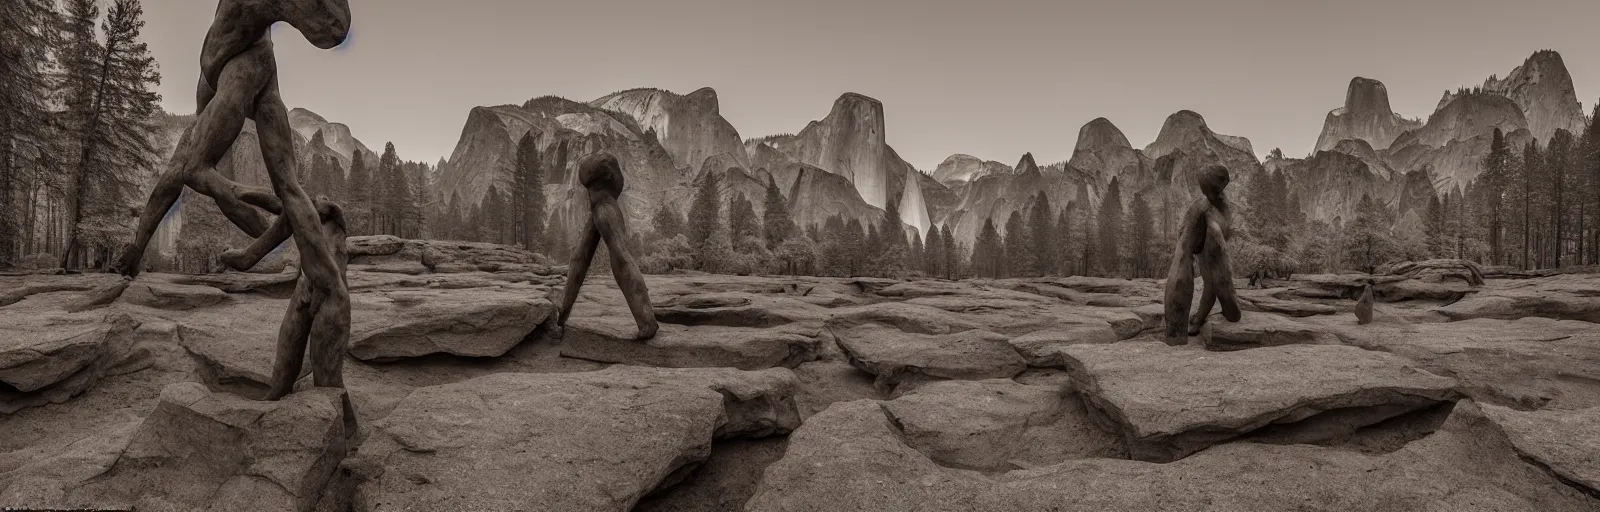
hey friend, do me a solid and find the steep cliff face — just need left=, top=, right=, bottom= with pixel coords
left=1385, top=93, right=1529, bottom=191
left=763, top=93, right=894, bottom=209
left=1315, top=78, right=1424, bottom=152
left=944, top=153, right=1092, bottom=248
left=590, top=87, right=750, bottom=174
left=1068, top=117, right=1152, bottom=185
left=437, top=97, right=682, bottom=230
left=1435, top=50, right=1587, bottom=143
left=916, top=171, right=961, bottom=230
left=289, top=108, right=376, bottom=168
left=1282, top=151, right=1393, bottom=225
left=895, top=166, right=932, bottom=238
left=931, top=154, right=1011, bottom=186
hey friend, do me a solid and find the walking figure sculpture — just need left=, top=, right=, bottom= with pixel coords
left=556, top=152, right=659, bottom=340
left=1162, top=165, right=1242, bottom=345
left=109, top=0, right=357, bottom=430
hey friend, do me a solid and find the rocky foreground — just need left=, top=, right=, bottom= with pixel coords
left=2, top=240, right=1600, bottom=511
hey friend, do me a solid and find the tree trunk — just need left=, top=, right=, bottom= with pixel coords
left=58, top=37, right=117, bottom=271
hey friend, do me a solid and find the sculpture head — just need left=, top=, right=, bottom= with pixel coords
left=1198, top=165, right=1230, bottom=202
left=578, top=152, right=626, bottom=199
left=279, top=0, right=351, bottom=49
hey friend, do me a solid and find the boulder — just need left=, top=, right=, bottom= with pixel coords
left=880, top=380, right=1124, bottom=472
left=1059, top=342, right=1461, bottom=462
left=745, top=399, right=1600, bottom=511
left=832, top=324, right=1026, bottom=394
left=348, top=291, right=555, bottom=361
left=345, top=367, right=800, bottom=511
left=1, top=311, right=140, bottom=413
left=1198, top=313, right=1341, bottom=351
left=560, top=316, right=824, bottom=370
left=1, top=383, right=349, bottom=512
left=1006, top=326, right=1118, bottom=367
left=120, top=282, right=231, bottom=311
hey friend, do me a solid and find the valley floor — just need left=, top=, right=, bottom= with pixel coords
left=3, top=239, right=1600, bottom=511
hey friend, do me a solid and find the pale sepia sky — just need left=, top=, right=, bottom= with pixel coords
left=142, top=0, right=1600, bottom=171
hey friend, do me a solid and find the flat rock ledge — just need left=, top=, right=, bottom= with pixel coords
left=344, top=366, right=800, bottom=511
left=744, top=399, right=1600, bottom=511
left=1059, top=342, right=1462, bottom=462
left=561, top=316, right=825, bottom=370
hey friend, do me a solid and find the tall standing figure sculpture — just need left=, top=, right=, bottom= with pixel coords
left=1162, top=165, right=1242, bottom=345
left=110, top=0, right=351, bottom=278
left=109, top=0, right=357, bottom=428
left=556, top=152, right=659, bottom=340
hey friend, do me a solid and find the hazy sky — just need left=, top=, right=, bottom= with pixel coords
left=142, top=0, right=1600, bottom=171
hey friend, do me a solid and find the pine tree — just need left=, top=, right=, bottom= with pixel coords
left=347, top=150, right=371, bottom=235
left=1425, top=192, right=1446, bottom=257
left=1345, top=194, right=1395, bottom=273
left=687, top=172, right=722, bottom=269
left=376, top=142, right=408, bottom=236
left=1003, top=211, right=1031, bottom=277
left=880, top=200, right=905, bottom=248
left=1549, top=129, right=1574, bottom=267
left=941, top=224, right=958, bottom=280
left=482, top=185, right=505, bottom=245
left=1054, top=207, right=1073, bottom=276
left=652, top=203, right=684, bottom=241
left=923, top=226, right=943, bottom=277
left=1096, top=178, right=1124, bottom=277
left=728, top=194, right=759, bottom=252
left=58, top=0, right=162, bottom=269
left=1585, top=105, right=1600, bottom=265
left=975, top=218, right=1002, bottom=278
left=1129, top=193, right=1155, bottom=278
left=1028, top=191, right=1053, bottom=276
left=761, top=179, right=793, bottom=249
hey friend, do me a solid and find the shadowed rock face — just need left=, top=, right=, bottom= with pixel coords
left=1145, top=110, right=1256, bottom=160
left=1315, top=77, right=1424, bottom=152
left=762, top=93, right=893, bottom=210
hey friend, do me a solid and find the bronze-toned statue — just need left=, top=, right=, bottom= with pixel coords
left=109, top=0, right=356, bottom=428
left=1162, top=165, right=1242, bottom=346
left=110, top=0, right=351, bottom=278
left=556, top=152, right=658, bottom=340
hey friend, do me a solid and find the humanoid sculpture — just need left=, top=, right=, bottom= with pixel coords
left=110, top=0, right=351, bottom=278
left=556, top=152, right=659, bottom=340
left=108, top=0, right=355, bottom=423
left=1162, top=165, right=1242, bottom=346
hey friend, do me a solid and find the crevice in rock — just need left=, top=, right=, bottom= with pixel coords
left=1246, top=400, right=1458, bottom=454
left=632, top=437, right=790, bottom=512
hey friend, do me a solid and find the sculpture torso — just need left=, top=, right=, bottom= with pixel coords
left=198, top=1, right=275, bottom=93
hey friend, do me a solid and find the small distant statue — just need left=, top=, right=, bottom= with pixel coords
left=1355, top=281, right=1374, bottom=325
left=1162, top=165, right=1242, bottom=346
left=221, top=198, right=357, bottom=435
left=109, top=0, right=352, bottom=278
left=556, top=152, right=659, bottom=340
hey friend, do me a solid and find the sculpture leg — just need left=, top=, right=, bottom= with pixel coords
left=1188, top=269, right=1216, bottom=336
left=308, top=287, right=356, bottom=436
left=253, top=78, right=341, bottom=287
left=1197, top=218, right=1241, bottom=324
left=1162, top=252, right=1195, bottom=346
left=557, top=217, right=602, bottom=328
left=266, top=279, right=313, bottom=400
left=113, top=56, right=277, bottom=277
left=593, top=201, right=657, bottom=340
